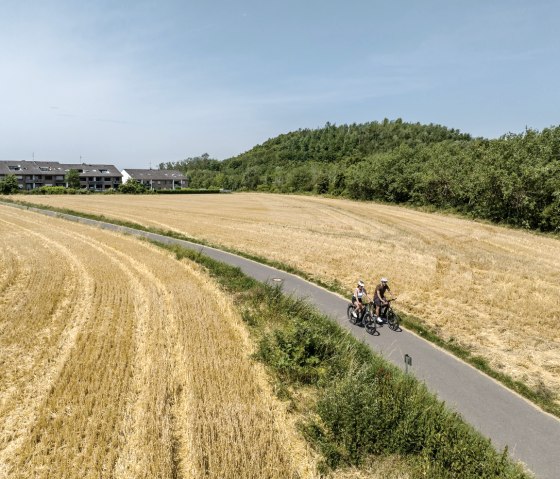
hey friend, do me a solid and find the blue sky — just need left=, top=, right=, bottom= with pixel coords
left=1, top=1, right=558, bottom=168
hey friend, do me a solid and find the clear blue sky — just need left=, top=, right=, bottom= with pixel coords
left=1, top=0, right=558, bottom=168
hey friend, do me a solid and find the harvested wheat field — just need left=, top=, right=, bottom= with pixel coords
left=0, top=204, right=316, bottom=479
left=16, top=193, right=560, bottom=404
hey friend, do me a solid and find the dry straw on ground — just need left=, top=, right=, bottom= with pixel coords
left=0, top=205, right=316, bottom=478
left=328, top=456, right=411, bottom=479
left=17, top=193, right=560, bottom=403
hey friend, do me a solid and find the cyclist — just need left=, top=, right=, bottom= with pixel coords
left=351, top=280, right=369, bottom=320
left=374, top=277, right=396, bottom=323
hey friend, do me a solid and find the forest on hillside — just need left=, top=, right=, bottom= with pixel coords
left=159, top=119, right=560, bottom=232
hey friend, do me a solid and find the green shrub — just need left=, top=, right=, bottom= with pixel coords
left=257, top=318, right=341, bottom=385
left=0, top=175, right=20, bottom=194
left=119, top=179, right=147, bottom=194
left=25, top=186, right=90, bottom=195
left=244, top=285, right=529, bottom=478
left=308, top=366, right=525, bottom=477
left=65, top=169, right=81, bottom=188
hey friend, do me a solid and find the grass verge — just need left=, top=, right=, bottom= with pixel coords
left=1, top=196, right=558, bottom=419
left=153, top=240, right=531, bottom=479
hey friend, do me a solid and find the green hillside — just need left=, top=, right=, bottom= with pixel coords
left=160, top=119, right=560, bottom=232
left=223, top=119, right=471, bottom=165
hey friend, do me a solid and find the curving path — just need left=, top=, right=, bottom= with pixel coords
left=5, top=202, right=560, bottom=479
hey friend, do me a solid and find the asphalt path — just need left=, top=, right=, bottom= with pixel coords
left=5, top=202, right=560, bottom=479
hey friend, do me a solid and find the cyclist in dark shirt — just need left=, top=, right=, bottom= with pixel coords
left=374, top=277, right=395, bottom=323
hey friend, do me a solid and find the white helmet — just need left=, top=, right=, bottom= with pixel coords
left=381, top=277, right=389, bottom=283
left=358, top=280, right=365, bottom=287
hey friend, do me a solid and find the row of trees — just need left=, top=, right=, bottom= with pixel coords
left=341, top=132, right=560, bottom=231
left=161, top=120, right=560, bottom=232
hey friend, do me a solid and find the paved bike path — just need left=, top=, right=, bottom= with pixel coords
left=7, top=203, right=560, bottom=479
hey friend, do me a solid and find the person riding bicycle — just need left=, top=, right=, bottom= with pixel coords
left=374, top=277, right=395, bottom=323
left=351, top=280, right=369, bottom=319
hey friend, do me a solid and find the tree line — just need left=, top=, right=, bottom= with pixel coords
left=159, top=119, right=560, bottom=232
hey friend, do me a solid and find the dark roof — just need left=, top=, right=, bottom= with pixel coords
left=0, top=161, right=121, bottom=177
left=123, top=169, right=187, bottom=180
left=65, top=163, right=122, bottom=177
left=0, top=161, right=61, bottom=175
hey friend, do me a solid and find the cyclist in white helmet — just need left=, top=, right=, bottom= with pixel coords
left=351, top=280, right=369, bottom=319
left=374, top=277, right=395, bottom=323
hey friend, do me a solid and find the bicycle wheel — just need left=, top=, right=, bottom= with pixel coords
left=347, top=304, right=358, bottom=324
left=364, top=312, right=376, bottom=335
left=387, top=309, right=400, bottom=331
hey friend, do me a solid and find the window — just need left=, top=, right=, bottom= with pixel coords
left=100, top=169, right=108, bottom=173
left=39, top=167, right=49, bottom=171
left=45, top=175, right=52, bottom=180
left=8, top=165, right=20, bottom=171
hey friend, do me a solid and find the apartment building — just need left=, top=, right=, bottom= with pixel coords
left=0, top=161, right=122, bottom=190
left=121, top=169, right=188, bottom=190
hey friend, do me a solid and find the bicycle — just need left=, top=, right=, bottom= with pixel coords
left=377, top=298, right=400, bottom=331
left=347, top=301, right=378, bottom=335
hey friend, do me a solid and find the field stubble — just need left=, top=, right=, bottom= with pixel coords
left=0, top=205, right=315, bottom=478
left=15, top=193, right=560, bottom=403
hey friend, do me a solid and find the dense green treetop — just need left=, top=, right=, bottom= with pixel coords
left=65, top=169, right=81, bottom=189
left=225, top=119, right=472, bottom=168
left=0, top=174, right=19, bottom=194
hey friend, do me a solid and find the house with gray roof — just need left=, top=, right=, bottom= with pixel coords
left=121, top=169, right=188, bottom=190
left=0, top=161, right=122, bottom=190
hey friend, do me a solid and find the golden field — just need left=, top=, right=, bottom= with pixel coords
left=0, top=204, right=316, bottom=478
left=15, top=193, right=560, bottom=404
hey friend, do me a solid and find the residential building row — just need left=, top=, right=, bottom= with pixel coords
left=0, top=161, right=188, bottom=191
